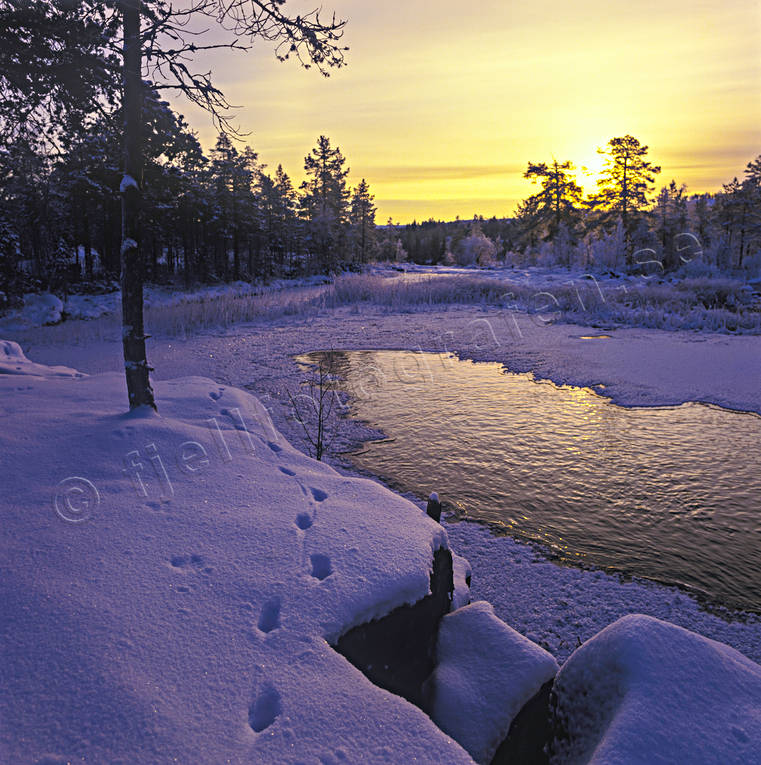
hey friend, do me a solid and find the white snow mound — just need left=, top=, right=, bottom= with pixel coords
left=552, top=613, right=761, bottom=765
left=0, top=339, right=85, bottom=377
left=0, top=364, right=472, bottom=764
left=430, top=600, right=559, bottom=763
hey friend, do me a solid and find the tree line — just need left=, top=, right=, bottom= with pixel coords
left=393, top=137, right=761, bottom=276
left=0, top=100, right=378, bottom=299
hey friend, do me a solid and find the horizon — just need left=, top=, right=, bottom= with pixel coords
left=171, top=0, right=761, bottom=225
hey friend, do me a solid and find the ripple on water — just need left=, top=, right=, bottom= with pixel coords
left=298, top=350, right=761, bottom=612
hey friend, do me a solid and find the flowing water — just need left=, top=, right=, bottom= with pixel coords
left=299, top=349, right=761, bottom=611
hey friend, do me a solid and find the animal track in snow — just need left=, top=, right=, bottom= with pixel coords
left=248, top=685, right=282, bottom=732
left=310, top=488, right=328, bottom=502
left=268, top=441, right=282, bottom=453
left=257, top=596, right=282, bottom=633
left=169, top=554, right=212, bottom=575
left=279, top=466, right=296, bottom=476
left=209, top=388, right=225, bottom=401
left=295, top=513, right=313, bottom=530
left=310, top=554, right=332, bottom=581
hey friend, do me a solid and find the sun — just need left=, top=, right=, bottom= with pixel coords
left=575, top=149, right=608, bottom=196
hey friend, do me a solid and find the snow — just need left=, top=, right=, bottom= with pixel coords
left=17, top=304, right=761, bottom=665
left=0, top=339, right=84, bottom=378
left=430, top=601, right=558, bottom=763
left=551, top=614, right=761, bottom=764
left=120, top=237, right=138, bottom=255
left=0, top=350, right=472, bottom=763
left=445, top=520, right=761, bottom=666
left=452, top=552, right=472, bottom=610
left=6, top=277, right=761, bottom=760
left=119, top=174, right=139, bottom=192
left=4, top=292, right=65, bottom=327
left=0, top=278, right=332, bottom=331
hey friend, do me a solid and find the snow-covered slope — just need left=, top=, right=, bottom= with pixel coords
left=551, top=614, right=761, bottom=764
left=0, top=347, right=472, bottom=764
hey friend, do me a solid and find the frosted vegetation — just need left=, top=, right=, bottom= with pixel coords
left=6, top=268, right=760, bottom=349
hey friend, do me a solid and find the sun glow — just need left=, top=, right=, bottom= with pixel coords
left=178, top=0, right=761, bottom=223
left=575, top=150, right=608, bottom=197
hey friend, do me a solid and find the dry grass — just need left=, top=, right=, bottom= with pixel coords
left=323, top=273, right=761, bottom=333
left=8, top=272, right=760, bottom=347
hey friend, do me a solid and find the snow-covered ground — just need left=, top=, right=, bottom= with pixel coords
left=552, top=614, right=761, bottom=763
left=0, top=343, right=474, bottom=764
left=15, top=301, right=761, bottom=663
left=4, top=275, right=761, bottom=761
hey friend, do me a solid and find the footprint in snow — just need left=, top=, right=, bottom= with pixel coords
left=310, top=488, right=328, bottom=503
left=279, top=466, right=296, bottom=477
left=310, top=554, right=332, bottom=581
left=248, top=685, right=282, bottom=732
left=295, top=513, right=313, bottom=530
left=258, top=596, right=282, bottom=633
left=209, top=388, right=224, bottom=400
left=169, top=554, right=212, bottom=575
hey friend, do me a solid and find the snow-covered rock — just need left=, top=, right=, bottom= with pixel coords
left=430, top=600, right=559, bottom=763
left=551, top=614, right=761, bottom=764
left=0, top=353, right=472, bottom=764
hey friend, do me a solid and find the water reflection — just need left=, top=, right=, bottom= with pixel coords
left=299, top=350, right=761, bottom=611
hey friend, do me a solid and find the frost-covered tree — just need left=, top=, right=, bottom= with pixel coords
left=349, top=179, right=377, bottom=263
left=300, top=136, right=350, bottom=270
left=454, top=225, right=497, bottom=266
left=652, top=180, right=688, bottom=271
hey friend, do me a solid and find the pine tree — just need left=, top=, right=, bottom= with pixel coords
left=593, top=135, right=661, bottom=259
left=717, top=174, right=759, bottom=269
left=523, top=159, right=583, bottom=240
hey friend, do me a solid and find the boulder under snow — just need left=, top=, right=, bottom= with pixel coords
left=429, top=600, right=559, bottom=763
left=551, top=613, right=761, bottom=764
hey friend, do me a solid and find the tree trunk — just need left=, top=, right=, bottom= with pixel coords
left=120, top=0, right=156, bottom=410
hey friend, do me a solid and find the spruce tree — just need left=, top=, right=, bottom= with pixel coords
left=349, top=179, right=377, bottom=263
left=652, top=180, right=688, bottom=271
left=300, top=136, right=350, bottom=271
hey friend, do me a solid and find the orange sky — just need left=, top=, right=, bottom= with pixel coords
left=174, top=0, right=761, bottom=223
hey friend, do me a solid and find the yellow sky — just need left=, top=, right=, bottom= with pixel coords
left=174, top=0, right=761, bottom=223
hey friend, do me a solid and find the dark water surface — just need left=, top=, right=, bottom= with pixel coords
left=300, top=350, right=761, bottom=611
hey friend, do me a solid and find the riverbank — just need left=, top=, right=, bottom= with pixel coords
left=15, top=304, right=761, bottom=662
